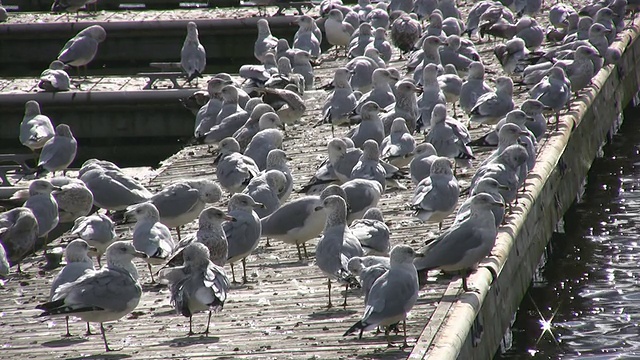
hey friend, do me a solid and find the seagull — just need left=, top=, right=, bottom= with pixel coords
left=57, top=25, right=106, bottom=77
left=159, top=242, right=229, bottom=336
left=344, top=244, right=422, bottom=346
left=19, top=100, right=55, bottom=152
left=414, top=193, right=503, bottom=290
left=410, top=157, right=460, bottom=228
left=71, top=214, right=116, bottom=267
left=38, top=60, right=70, bottom=92
left=224, top=193, right=263, bottom=283
left=36, top=124, right=78, bottom=177
left=125, top=202, right=176, bottom=282
left=36, top=241, right=146, bottom=352
left=0, top=207, right=39, bottom=272
left=181, top=22, right=207, bottom=85
left=47, top=239, right=95, bottom=337
left=215, top=138, right=260, bottom=194
left=315, top=195, right=363, bottom=308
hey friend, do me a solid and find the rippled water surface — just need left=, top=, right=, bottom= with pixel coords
left=497, top=109, right=640, bottom=359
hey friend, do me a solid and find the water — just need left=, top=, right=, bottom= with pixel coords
left=497, top=106, right=640, bottom=359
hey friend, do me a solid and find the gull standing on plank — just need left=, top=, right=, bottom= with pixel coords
left=38, top=60, right=70, bottom=92
left=71, top=214, right=116, bottom=267
left=348, top=23, right=374, bottom=59
left=409, top=142, right=439, bottom=185
left=382, top=80, right=421, bottom=135
left=355, top=68, right=396, bottom=114
left=345, top=47, right=386, bottom=93
left=439, top=35, right=473, bottom=74
left=455, top=178, right=507, bottom=228
left=459, top=62, right=493, bottom=115
left=350, top=140, right=387, bottom=191
left=233, top=107, right=278, bottom=152
left=194, top=78, right=233, bottom=137
left=254, top=87, right=306, bottom=132
left=417, top=63, right=446, bottom=132
left=414, top=193, right=503, bottom=291
left=149, top=179, right=222, bottom=241
left=242, top=170, right=287, bottom=218
left=36, top=124, right=77, bottom=177
left=36, top=241, right=146, bottom=352
left=520, top=99, right=548, bottom=141
left=319, top=68, right=358, bottom=135
left=160, top=242, right=229, bottom=336
left=411, top=36, right=445, bottom=87
left=529, top=67, right=571, bottom=126
left=370, top=27, right=392, bottom=63
left=244, top=119, right=285, bottom=171
left=437, top=64, right=463, bottom=114
left=410, top=157, right=459, bottom=228
left=342, top=178, right=383, bottom=223
left=294, top=15, right=321, bottom=58
left=48, top=239, right=95, bottom=337
left=349, top=208, right=390, bottom=256
left=181, top=22, right=207, bottom=85
left=265, top=149, right=293, bottom=202
left=79, top=166, right=152, bottom=212
left=381, top=118, right=416, bottom=168
left=292, top=50, right=314, bottom=91
left=346, top=257, right=388, bottom=304
left=469, top=77, right=515, bottom=127
left=390, top=11, right=421, bottom=58
left=201, top=101, right=272, bottom=145
left=20, top=100, right=55, bottom=152
left=50, top=177, right=93, bottom=223
left=125, top=203, right=175, bottom=282
left=325, top=9, right=355, bottom=56
left=425, top=104, right=473, bottom=169
left=315, top=195, right=363, bottom=308
left=261, top=185, right=346, bottom=260
left=215, top=137, right=260, bottom=194
left=57, top=25, right=106, bottom=77
left=347, top=101, right=386, bottom=149
left=163, top=207, right=233, bottom=270
left=0, top=207, right=39, bottom=272
left=24, top=179, right=60, bottom=248
left=255, top=19, right=278, bottom=64
left=344, top=244, right=422, bottom=346
left=215, top=86, right=245, bottom=127
left=224, top=193, right=263, bottom=284
left=470, top=144, right=529, bottom=204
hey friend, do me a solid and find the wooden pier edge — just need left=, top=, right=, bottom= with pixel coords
left=409, top=19, right=640, bottom=360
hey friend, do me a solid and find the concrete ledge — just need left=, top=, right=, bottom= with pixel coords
left=0, top=17, right=299, bottom=75
left=410, top=19, right=640, bottom=360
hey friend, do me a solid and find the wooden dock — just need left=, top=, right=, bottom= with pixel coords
left=1, top=5, right=640, bottom=360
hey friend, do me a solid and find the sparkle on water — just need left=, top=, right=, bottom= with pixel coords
left=498, top=108, right=640, bottom=359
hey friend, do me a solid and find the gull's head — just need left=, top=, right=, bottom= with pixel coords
left=200, top=206, right=235, bottom=224
left=319, top=184, right=347, bottom=201
left=266, top=149, right=289, bottom=169
left=183, top=242, right=210, bottom=266
left=264, top=170, right=288, bottom=193
left=190, top=179, right=222, bottom=203
left=65, top=239, right=93, bottom=263
left=24, top=100, right=42, bottom=117
left=105, top=241, right=148, bottom=264
left=360, top=101, right=382, bottom=118
left=390, top=118, right=409, bottom=134
left=125, top=202, right=160, bottom=222
left=55, top=123, right=74, bottom=138
left=415, top=142, right=437, bottom=157
left=29, top=179, right=62, bottom=195
left=431, top=103, right=448, bottom=123
left=251, top=104, right=276, bottom=121
left=328, top=138, right=348, bottom=158
left=362, top=139, right=381, bottom=160
left=218, top=137, right=241, bottom=154
left=520, top=99, right=547, bottom=115
left=362, top=207, right=384, bottom=221
left=229, top=193, right=264, bottom=212
left=445, top=35, right=461, bottom=50
left=328, top=9, right=344, bottom=21
left=258, top=112, right=282, bottom=130
left=220, top=85, right=239, bottom=102
left=430, top=157, right=453, bottom=176
left=470, top=193, right=505, bottom=211
left=505, top=110, right=533, bottom=126
left=390, top=244, right=423, bottom=263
